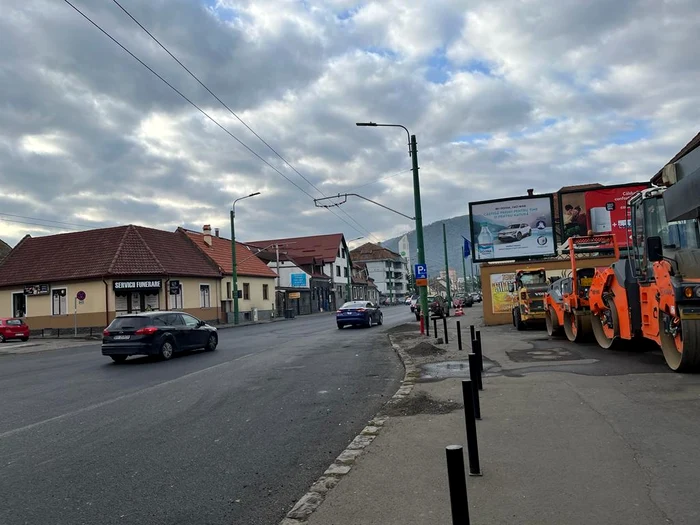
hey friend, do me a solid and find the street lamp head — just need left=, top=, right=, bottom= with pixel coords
left=248, top=192, right=261, bottom=197
left=356, top=122, right=377, bottom=127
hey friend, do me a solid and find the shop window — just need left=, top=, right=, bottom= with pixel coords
left=170, top=283, right=183, bottom=310
left=12, top=292, right=26, bottom=318
left=52, top=288, right=67, bottom=315
left=200, top=284, right=211, bottom=308
left=263, top=284, right=269, bottom=301
left=243, top=283, right=250, bottom=300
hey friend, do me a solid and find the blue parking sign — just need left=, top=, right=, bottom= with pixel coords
left=414, top=264, right=427, bottom=280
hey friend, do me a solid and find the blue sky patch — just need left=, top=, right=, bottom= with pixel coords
left=610, top=120, right=650, bottom=145
left=425, top=50, right=450, bottom=84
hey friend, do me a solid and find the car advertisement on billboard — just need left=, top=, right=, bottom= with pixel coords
left=469, top=195, right=556, bottom=262
left=559, top=183, right=649, bottom=247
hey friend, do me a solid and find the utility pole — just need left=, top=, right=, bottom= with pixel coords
left=231, top=192, right=260, bottom=324
left=462, top=253, right=468, bottom=294
left=346, top=255, right=352, bottom=301
left=443, top=223, right=451, bottom=315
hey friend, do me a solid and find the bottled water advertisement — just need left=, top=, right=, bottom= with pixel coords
left=469, top=195, right=556, bottom=262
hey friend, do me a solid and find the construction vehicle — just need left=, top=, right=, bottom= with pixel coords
left=544, top=234, right=619, bottom=342
left=509, top=268, right=548, bottom=330
left=588, top=165, right=700, bottom=371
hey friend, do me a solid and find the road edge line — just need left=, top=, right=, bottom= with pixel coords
left=278, top=328, right=419, bottom=525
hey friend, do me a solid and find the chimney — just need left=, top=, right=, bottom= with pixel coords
left=527, top=188, right=534, bottom=196
left=215, top=228, right=220, bottom=238
left=203, top=224, right=212, bottom=247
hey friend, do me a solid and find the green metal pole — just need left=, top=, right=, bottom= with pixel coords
left=230, top=210, right=239, bottom=325
left=462, top=252, right=468, bottom=293
left=411, top=134, right=429, bottom=330
left=443, top=223, right=451, bottom=315
left=346, top=254, right=352, bottom=301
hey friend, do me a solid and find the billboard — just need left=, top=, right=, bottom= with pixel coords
left=470, top=195, right=556, bottom=262
left=559, top=183, right=649, bottom=247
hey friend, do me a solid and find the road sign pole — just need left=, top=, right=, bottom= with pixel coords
left=74, top=296, right=77, bottom=337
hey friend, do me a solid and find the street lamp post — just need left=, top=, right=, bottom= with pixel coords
left=356, top=122, right=428, bottom=332
left=231, top=191, right=261, bottom=325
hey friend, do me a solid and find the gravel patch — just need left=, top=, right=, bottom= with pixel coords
left=381, top=391, right=462, bottom=417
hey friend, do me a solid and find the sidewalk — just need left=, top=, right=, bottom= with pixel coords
left=296, top=309, right=700, bottom=524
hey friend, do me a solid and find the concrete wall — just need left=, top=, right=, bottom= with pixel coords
left=479, top=256, right=619, bottom=326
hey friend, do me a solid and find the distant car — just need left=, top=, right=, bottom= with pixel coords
left=0, top=318, right=30, bottom=343
left=469, top=292, right=482, bottom=303
left=428, top=295, right=447, bottom=317
left=409, top=294, right=419, bottom=312
left=404, top=296, right=412, bottom=305
left=453, top=295, right=474, bottom=308
left=337, top=301, right=383, bottom=329
left=102, top=311, right=217, bottom=363
left=498, top=223, right=532, bottom=242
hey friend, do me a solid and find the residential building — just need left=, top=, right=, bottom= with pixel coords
left=180, top=226, right=278, bottom=322
left=351, top=263, right=379, bottom=303
left=0, top=225, right=221, bottom=329
left=350, top=242, right=409, bottom=303
left=0, top=238, right=10, bottom=265
left=247, top=233, right=352, bottom=311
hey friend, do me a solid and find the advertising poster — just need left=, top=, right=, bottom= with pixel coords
left=470, top=195, right=556, bottom=262
left=559, top=183, right=648, bottom=247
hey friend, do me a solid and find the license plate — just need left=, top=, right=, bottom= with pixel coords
left=580, top=277, right=593, bottom=287
left=114, top=335, right=131, bottom=340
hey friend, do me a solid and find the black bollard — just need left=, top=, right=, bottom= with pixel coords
left=468, top=354, right=482, bottom=419
left=470, top=324, right=475, bottom=345
left=434, top=317, right=439, bottom=340
left=443, top=316, right=449, bottom=345
left=461, top=380, right=482, bottom=476
left=445, top=445, right=471, bottom=525
left=472, top=339, right=483, bottom=391
left=457, top=321, right=463, bottom=351
left=475, top=330, right=484, bottom=373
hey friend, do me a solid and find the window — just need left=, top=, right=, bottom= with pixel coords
left=182, top=314, right=201, bottom=327
left=263, top=284, right=269, bottom=300
left=226, top=281, right=232, bottom=299
left=170, top=282, right=183, bottom=309
left=200, top=284, right=211, bottom=308
left=341, top=248, right=346, bottom=259
left=167, top=313, right=185, bottom=326
left=52, top=288, right=67, bottom=315
left=11, top=292, right=26, bottom=318
left=243, top=283, right=250, bottom=300
left=344, top=267, right=348, bottom=278
left=336, top=265, right=341, bottom=277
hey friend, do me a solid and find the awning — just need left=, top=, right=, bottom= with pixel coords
left=664, top=168, right=700, bottom=222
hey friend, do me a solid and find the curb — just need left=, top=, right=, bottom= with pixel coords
left=278, top=329, right=420, bottom=524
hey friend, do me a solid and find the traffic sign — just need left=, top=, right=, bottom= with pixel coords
left=414, top=264, right=428, bottom=280
left=76, top=291, right=86, bottom=301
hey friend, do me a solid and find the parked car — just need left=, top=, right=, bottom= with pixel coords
left=469, top=292, right=482, bottom=303
left=0, top=318, right=30, bottom=342
left=102, top=311, right=217, bottom=363
left=428, top=295, right=447, bottom=317
left=404, top=296, right=412, bottom=305
left=498, top=223, right=532, bottom=242
left=453, top=294, right=474, bottom=308
left=337, top=301, right=383, bottom=329
left=409, top=294, right=419, bottom=312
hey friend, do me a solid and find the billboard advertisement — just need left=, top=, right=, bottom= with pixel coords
left=559, top=183, right=649, bottom=247
left=470, top=195, right=556, bottom=262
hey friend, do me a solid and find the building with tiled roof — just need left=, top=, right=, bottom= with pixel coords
left=246, top=233, right=352, bottom=312
left=180, top=226, right=278, bottom=321
left=350, top=243, right=409, bottom=303
left=0, top=238, right=11, bottom=265
left=0, top=225, right=223, bottom=329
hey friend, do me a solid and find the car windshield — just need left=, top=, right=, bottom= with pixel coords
left=508, top=223, right=521, bottom=229
left=340, top=301, right=370, bottom=309
left=6, top=319, right=23, bottom=326
left=520, top=272, right=546, bottom=285
left=108, top=316, right=148, bottom=329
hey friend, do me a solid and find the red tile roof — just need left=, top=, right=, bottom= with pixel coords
left=0, top=225, right=220, bottom=287
left=0, top=238, right=11, bottom=264
left=181, top=229, right=277, bottom=278
left=351, top=242, right=401, bottom=262
left=246, top=234, right=344, bottom=265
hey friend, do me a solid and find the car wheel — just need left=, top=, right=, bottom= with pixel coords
left=110, top=355, right=128, bottom=363
left=516, top=232, right=523, bottom=241
left=378, top=313, right=383, bottom=326
left=515, top=309, right=526, bottom=331
left=206, top=333, right=218, bottom=351
left=159, top=339, right=175, bottom=360
left=367, top=316, right=373, bottom=328
left=21, top=337, right=29, bottom=342
left=337, top=323, right=344, bottom=329
left=0, top=334, right=5, bottom=343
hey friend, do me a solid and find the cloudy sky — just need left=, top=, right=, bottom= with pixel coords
left=1, top=0, right=698, bottom=248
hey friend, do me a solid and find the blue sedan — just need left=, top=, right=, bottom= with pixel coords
left=336, top=301, right=383, bottom=329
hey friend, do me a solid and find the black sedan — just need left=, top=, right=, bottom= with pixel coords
left=336, top=301, right=383, bottom=329
left=102, top=311, right=218, bottom=363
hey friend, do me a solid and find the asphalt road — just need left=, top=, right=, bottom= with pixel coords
left=0, top=307, right=411, bottom=525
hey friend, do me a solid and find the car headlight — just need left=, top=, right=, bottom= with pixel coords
left=684, top=286, right=694, bottom=298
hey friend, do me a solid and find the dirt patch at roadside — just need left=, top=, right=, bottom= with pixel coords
left=387, top=323, right=420, bottom=334
left=407, top=341, right=446, bottom=357
left=382, top=391, right=462, bottom=417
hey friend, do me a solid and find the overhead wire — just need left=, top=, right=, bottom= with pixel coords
left=108, top=0, right=381, bottom=243
left=62, top=0, right=372, bottom=240
left=0, top=213, right=93, bottom=229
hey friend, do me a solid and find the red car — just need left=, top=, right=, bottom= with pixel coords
left=0, top=318, right=30, bottom=343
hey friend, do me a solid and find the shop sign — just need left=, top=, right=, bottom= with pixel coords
left=24, top=284, right=50, bottom=296
left=113, top=280, right=162, bottom=291
left=289, top=292, right=301, bottom=299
